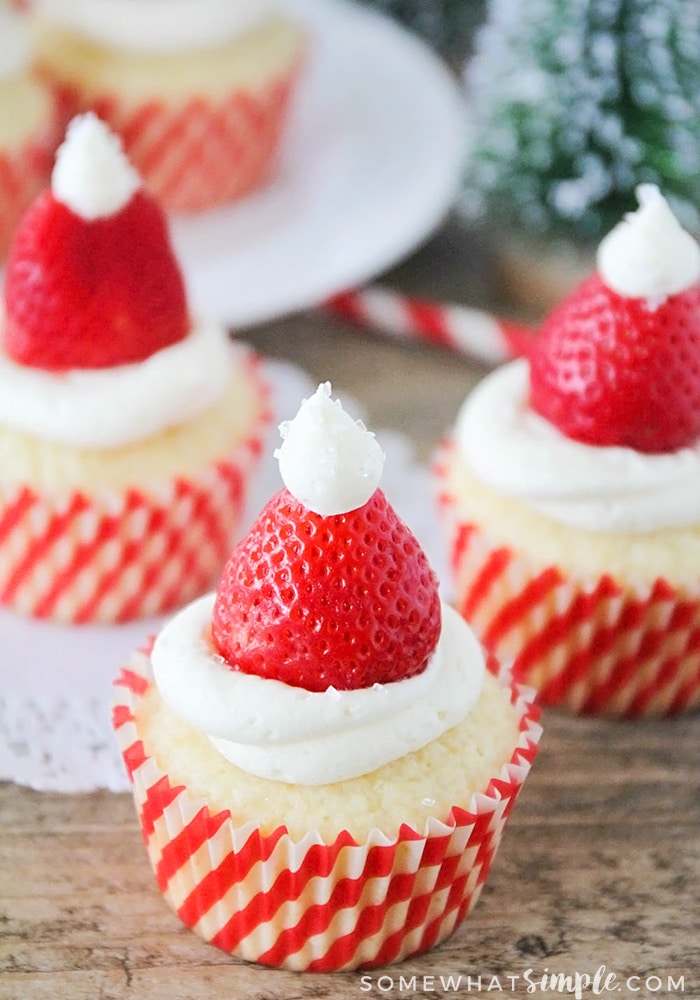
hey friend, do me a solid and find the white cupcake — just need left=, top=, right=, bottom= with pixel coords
left=113, top=383, right=541, bottom=970
left=30, top=0, right=306, bottom=212
left=0, top=115, right=270, bottom=623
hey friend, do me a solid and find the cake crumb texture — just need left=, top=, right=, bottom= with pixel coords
left=443, top=444, right=700, bottom=587
left=136, top=669, right=520, bottom=843
left=0, top=354, right=265, bottom=491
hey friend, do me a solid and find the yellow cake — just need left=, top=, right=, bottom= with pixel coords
left=0, top=355, right=264, bottom=495
left=134, top=664, right=521, bottom=845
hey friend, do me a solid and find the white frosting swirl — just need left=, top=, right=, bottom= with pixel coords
left=0, top=5, right=31, bottom=80
left=597, top=184, right=700, bottom=300
left=275, top=382, right=385, bottom=515
left=456, top=359, right=700, bottom=533
left=151, top=594, right=485, bottom=785
left=33, top=0, right=280, bottom=52
left=0, top=320, right=239, bottom=448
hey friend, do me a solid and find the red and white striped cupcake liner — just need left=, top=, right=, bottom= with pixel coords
left=436, top=440, right=700, bottom=718
left=112, top=647, right=541, bottom=972
left=48, top=62, right=301, bottom=214
left=0, top=366, right=271, bottom=624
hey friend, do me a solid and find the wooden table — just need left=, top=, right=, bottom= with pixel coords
left=1, top=221, right=699, bottom=1000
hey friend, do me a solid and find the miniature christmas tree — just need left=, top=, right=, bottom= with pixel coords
left=353, top=0, right=485, bottom=60
left=459, top=0, right=700, bottom=244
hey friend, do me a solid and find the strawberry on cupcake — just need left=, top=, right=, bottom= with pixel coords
left=112, top=382, right=541, bottom=971
left=436, top=184, right=700, bottom=717
left=0, top=112, right=269, bottom=623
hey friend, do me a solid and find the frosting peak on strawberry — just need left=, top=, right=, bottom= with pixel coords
left=2, top=114, right=189, bottom=371
left=212, top=384, right=442, bottom=692
left=52, top=113, right=141, bottom=221
left=529, top=187, right=700, bottom=454
left=275, top=381, right=385, bottom=515
left=597, top=185, right=700, bottom=300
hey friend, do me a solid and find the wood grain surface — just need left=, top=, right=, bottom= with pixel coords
left=2, top=221, right=699, bottom=1000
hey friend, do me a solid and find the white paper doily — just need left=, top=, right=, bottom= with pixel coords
left=0, top=360, right=449, bottom=794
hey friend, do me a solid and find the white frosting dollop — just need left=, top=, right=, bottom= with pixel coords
left=456, top=360, right=700, bottom=533
left=52, top=113, right=141, bottom=220
left=0, top=5, right=31, bottom=80
left=33, top=0, right=280, bottom=53
left=275, top=382, right=385, bottom=515
left=151, top=594, right=485, bottom=785
left=597, top=184, right=700, bottom=300
left=0, top=320, right=239, bottom=448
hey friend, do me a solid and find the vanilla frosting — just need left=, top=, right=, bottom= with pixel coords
left=597, top=184, right=700, bottom=300
left=0, top=319, right=240, bottom=448
left=275, top=382, right=385, bottom=515
left=152, top=594, right=485, bottom=785
left=52, top=114, right=140, bottom=220
left=456, top=359, right=700, bottom=533
left=0, top=4, right=31, bottom=80
left=33, top=0, right=280, bottom=53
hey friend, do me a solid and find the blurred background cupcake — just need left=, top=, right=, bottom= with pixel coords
left=0, top=0, right=62, bottom=258
left=0, top=114, right=270, bottom=623
left=28, top=0, right=306, bottom=213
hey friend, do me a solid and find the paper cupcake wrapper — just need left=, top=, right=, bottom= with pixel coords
left=436, top=441, right=700, bottom=718
left=0, top=366, right=270, bottom=624
left=49, top=61, right=301, bottom=214
left=112, top=648, right=541, bottom=971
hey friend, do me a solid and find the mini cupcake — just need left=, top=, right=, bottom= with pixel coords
left=0, top=0, right=62, bottom=258
left=28, top=0, right=305, bottom=214
left=0, top=113, right=270, bottom=623
left=112, top=383, right=541, bottom=972
left=436, top=185, right=700, bottom=718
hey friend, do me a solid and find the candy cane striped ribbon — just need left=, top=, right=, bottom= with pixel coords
left=325, top=285, right=536, bottom=365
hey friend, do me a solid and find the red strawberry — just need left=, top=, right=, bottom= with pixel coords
left=2, top=188, right=189, bottom=370
left=211, top=487, right=442, bottom=692
left=529, top=273, right=700, bottom=453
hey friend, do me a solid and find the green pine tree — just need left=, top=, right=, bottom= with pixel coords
left=459, top=0, right=700, bottom=242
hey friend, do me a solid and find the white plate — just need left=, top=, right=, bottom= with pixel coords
left=169, top=0, right=467, bottom=328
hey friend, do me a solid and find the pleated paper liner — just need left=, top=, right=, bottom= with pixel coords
left=112, top=646, right=541, bottom=972
left=45, top=61, right=301, bottom=214
left=0, top=363, right=271, bottom=624
left=435, top=440, right=700, bottom=718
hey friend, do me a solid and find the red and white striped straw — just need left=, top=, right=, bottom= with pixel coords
left=324, top=285, right=536, bottom=366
